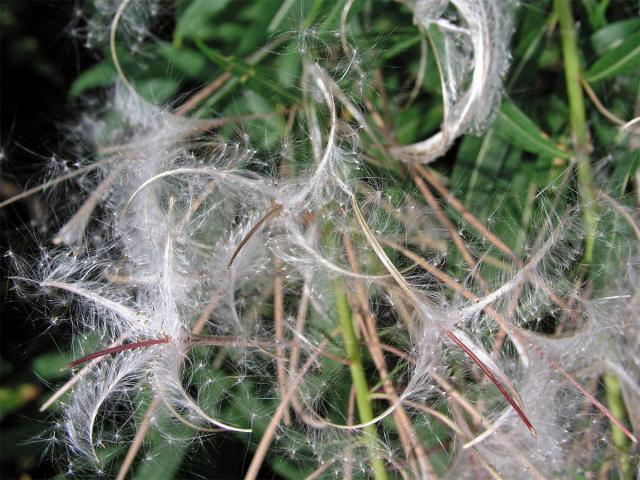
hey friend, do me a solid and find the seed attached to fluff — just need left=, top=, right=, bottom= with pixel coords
left=67, top=337, right=170, bottom=369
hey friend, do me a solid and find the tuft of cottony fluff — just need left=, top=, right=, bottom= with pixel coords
left=69, top=0, right=160, bottom=51
left=392, top=0, right=515, bottom=163
left=61, top=349, right=153, bottom=461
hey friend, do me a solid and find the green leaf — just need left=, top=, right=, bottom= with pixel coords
left=132, top=441, right=187, bottom=480
left=274, top=47, right=301, bottom=88
left=537, top=42, right=561, bottom=69
left=235, top=1, right=281, bottom=56
left=33, top=352, right=69, bottom=380
left=451, top=129, right=509, bottom=210
left=157, top=42, right=208, bottom=79
left=135, top=78, right=180, bottom=104
left=238, top=90, right=285, bottom=149
left=544, top=95, right=570, bottom=135
left=174, top=0, right=232, bottom=46
left=585, top=31, right=640, bottom=82
left=195, top=40, right=298, bottom=104
left=271, top=458, right=309, bottom=480
left=205, top=23, right=246, bottom=43
left=69, top=61, right=115, bottom=97
left=494, top=101, right=572, bottom=159
left=268, top=0, right=296, bottom=33
left=394, top=104, right=442, bottom=145
left=580, top=0, right=608, bottom=30
left=590, top=18, right=640, bottom=55
left=0, top=384, right=39, bottom=419
left=379, top=35, right=421, bottom=61
left=609, top=149, right=639, bottom=196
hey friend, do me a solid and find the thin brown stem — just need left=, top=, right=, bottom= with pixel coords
left=273, top=257, right=290, bottom=425
left=67, top=337, right=169, bottom=369
left=175, top=36, right=289, bottom=116
left=244, top=334, right=336, bottom=480
left=358, top=181, right=447, bottom=252
left=175, top=72, right=232, bottom=116
left=115, top=291, right=223, bottom=480
left=115, top=397, right=162, bottom=480
left=432, top=374, right=546, bottom=479
left=412, top=164, right=574, bottom=312
left=227, top=203, right=283, bottom=268
left=580, top=78, right=626, bottom=127
left=0, top=157, right=111, bottom=210
left=411, top=168, right=489, bottom=292
left=287, top=285, right=310, bottom=380
left=305, top=455, right=340, bottom=480
left=373, top=68, right=395, bottom=141
left=413, top=165, right=516, bottom=260
left=40, top=329, right=133, bottom=412
left=53, top=163, right=124, bottom=245
left=387, top=233, right=636, bottom=443
left=443, top=330, right=534, bottom=432
left=342, top=233, right=435, bottom=479
left=596, top=189, right=640, bottom=240
left=191, top=290, right=223, bottom=334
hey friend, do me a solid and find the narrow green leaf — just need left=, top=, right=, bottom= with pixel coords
left=132, top=442, right=187, bottom=480
left=195, top=40, right=298, bottom=104
left=69, top=61, right=115, bottom=97
left=268, top=0, right=296, bottom=33
left=494, top=101, right=572, bottom=159
left=135, top=78, right=180, bottom=104
left=585, top=31, right=640, bottom=82
left=174, top=0, right=232, bottom=46
left=590, top=18, right=640, bottom=55
left=454, top=129, right=509, bottom=209
left=157, top=42, right=208, bottom=78
left=33, top=352, right=70, bottom=380
left=236, top=1, right=281, bottom=56
left=379, top=35, right=421, bottom=61
left=271, top=458, right=309, bottom=480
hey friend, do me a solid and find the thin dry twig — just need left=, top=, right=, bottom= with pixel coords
left=227, top=203, right=283, bottom=268
left=244, top=334, right=337, bottom=480
left=412, top=164, right=574, bottom=312
left=342, top=233, right=435, bottom=479
left=411, top=167, right=490, bottom=292
left=580, top=78, right=626, bottom=127
left=175, top=36, right=290, bottom=116
left=40, top=329, right=133, bottom=412
left=114, top=291, right=223, bottom=480
left=273, top=256, right=290, bottom=425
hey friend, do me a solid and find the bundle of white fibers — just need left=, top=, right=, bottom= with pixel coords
left=392, top=0, right=515, bottom=164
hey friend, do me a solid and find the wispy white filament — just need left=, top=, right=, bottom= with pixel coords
left=392, top=0, right=515, bottom=163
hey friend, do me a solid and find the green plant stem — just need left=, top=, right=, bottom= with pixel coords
left=555, top=0, right=596, bottom=266
left=556, top=2, right=631, bottom=478
left=604, top=374, right=633, bottom=480
left=335, top=281, right=388, bottom=480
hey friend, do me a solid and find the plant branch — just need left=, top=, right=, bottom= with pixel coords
left=555, top=0, right=597, bottom=265
left=335, top=281, right=388, bottom=480
left=556, top=3, right=632, bottom=476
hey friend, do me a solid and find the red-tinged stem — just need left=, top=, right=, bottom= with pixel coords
left=227, top=203, right=283, bottom=268
left=552, top=360, right=637, bottom=444
left=68, top=337, right=170, bottom=369
left=444, top=329, right=535, bottom=433
left=68, top=335, right=350, bottom=370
